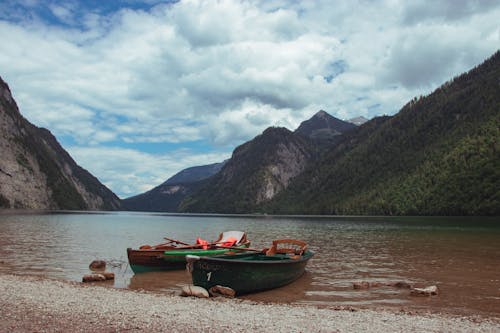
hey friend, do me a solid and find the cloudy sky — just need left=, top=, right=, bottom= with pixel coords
left=0, top=0, right=498, bottom=198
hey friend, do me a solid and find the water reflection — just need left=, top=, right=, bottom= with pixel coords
left=0, top=212, right=499, bottom=316
left=127, top=270, right=189, bottom=294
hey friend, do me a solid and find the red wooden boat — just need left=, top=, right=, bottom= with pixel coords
left=127, top=231, right=249, bottom=273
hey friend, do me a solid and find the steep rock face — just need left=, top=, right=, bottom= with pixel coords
left=0, top=82, right=51, bottom=208
left=0, top=77, right=121, bottom=210
left=123, top=162, right=225, bottom=212
left=180, top=127, right=315, bottom=213
left=222, top=128, right=313, bottom=203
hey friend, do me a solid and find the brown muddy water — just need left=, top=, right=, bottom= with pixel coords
left=0, top=212, right=499, bottom=316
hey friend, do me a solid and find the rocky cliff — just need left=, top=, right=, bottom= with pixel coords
left=0, top=77, right=121, bottom=210
left=179, top=127, right=316, bottom=213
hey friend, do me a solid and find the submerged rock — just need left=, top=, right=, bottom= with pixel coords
left=353, top=281, right=414, bottom=290
left=82, top=274, right=106, bottom=282
left=89, top=260, right=106, bottom=271
left=82, top=271, right=114, bottom=282
left=410, top=285, right=439, bottom=296
left=353, top=281, right=371, bottom=289
left=389, top=281, right=412, bottom=289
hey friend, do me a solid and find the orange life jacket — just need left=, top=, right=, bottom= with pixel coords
left=196, top=237, right=209, bottom=250
left=220, top=237, right=237, bottom=247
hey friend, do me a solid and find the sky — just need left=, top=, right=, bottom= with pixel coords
left=0, top=0, right=498, bottom=198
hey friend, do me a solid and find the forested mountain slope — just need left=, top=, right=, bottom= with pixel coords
left=266, top=51, right=500, bottom=215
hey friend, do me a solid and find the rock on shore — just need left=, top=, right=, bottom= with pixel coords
left=0, top=273, right=499, bottom=333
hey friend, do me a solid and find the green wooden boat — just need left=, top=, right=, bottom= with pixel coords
left=127, top=231, right=249, bottom=274
left=186, top=239, right=314, bottom=295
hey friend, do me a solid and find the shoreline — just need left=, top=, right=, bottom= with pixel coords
left=3, top=209, right=500, bottom=220
left=1, top=273, right=499, bottom=332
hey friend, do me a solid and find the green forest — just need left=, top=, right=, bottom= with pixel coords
left=180, top=51, right=500, bottom=216
left=264, top=51, right=500, bottom=215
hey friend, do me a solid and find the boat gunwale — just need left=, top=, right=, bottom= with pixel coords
left=127, top=247, right=176, bottom=253
left=193, top=250, right=314, bottom=265
left=162, top=242, right=250, bottom=256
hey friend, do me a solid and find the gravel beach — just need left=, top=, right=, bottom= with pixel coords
left=1, top=273, right=499, bottom=333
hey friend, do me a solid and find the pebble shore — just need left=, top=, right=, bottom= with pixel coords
left=1, top=273, right=499, bottom=333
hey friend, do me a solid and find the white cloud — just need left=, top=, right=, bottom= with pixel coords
left=67, top=146, right=230, bottom=198
left=48, top=3, right=77, bottom=25
left=380, top=15, right=500, bottom=89
left=402, top=0, right=500, bottom=24
left=0, top=0, right=499, bottom=196
left=202, top=99, right=296, bottom=145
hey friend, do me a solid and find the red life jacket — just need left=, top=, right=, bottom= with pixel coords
left=220, top=237, right=237, bottom=247
left=196, top=237, right=209, bottom=250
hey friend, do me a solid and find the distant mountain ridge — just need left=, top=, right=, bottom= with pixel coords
left=122, top=162, right=225, bottom=212
left=163, top=162, right=225, bottom=185
left=0, top=77, right=121, bottom=210
left=125, top=110, right=355, bottom=213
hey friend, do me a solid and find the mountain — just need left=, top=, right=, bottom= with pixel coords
left=179, top=127, right=316, bottom=213
left=180, top=51, right=499, bottom=216
left=295, top=110, right=356, bottom=140
left=348, top=116, right=369, bottom=126
left=265, top=51, right=500, bottom=215
left=129, top=110, right=353, bottom=213
left=122, top=162, right=225, bottom=212
left=0, top=77, right=121, bottom=210
left=162, top=162, right=226, bottom=185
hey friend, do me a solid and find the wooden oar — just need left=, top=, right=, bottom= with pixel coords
left=163, top=237, right=191, bottom=246
left=170, top=242, right=225, bottom=250
left=211, top=244, right=264, bottom=252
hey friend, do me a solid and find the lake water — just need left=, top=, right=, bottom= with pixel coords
left=0, top=211, right=499, bottom=316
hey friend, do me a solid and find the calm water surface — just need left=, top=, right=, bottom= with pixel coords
left=0, top=212, right=499, bottom=316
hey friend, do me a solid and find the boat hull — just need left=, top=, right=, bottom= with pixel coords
left=188, top=251, right=314, bottom=295
left=127, top=248, right=185, bottom=273
left=127, top=245, right=250, bottom=274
